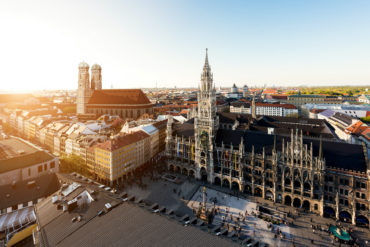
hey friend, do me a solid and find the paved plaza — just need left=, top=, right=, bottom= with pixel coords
left=188, top=186, right=292, bottom=246
left=119, top=169, right=369, bottom=247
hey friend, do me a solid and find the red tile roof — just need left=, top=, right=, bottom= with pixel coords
left=152, top=119, right=168, bottom=130
left=346, top=121, right=364, bottom=134
left=262, top=89, right=278, bottom=94
left=271, top=95, right=288, bottom=100
left=88, top=89, right=151, bottom=105
left=310, top=109, right=326, bottom=114
left=179, top=109, right=189, bottom=114
left=360, top=128, right=370, bottom=140
left=95, top=130, right=149, bottom=151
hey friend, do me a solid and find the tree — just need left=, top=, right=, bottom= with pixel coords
left=360, top=116, right=370, bottom=124
left=60, top=154, right=90, bottom=176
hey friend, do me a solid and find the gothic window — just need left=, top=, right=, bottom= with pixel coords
left=285, top=178, right=291, bottom=185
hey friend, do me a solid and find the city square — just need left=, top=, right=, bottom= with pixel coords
left=120, top=166, right=370, bottom=247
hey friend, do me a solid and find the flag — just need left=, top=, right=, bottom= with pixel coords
left=191, top=144, right=194, bottom=160
left=177, top=143, right=180, bottom=157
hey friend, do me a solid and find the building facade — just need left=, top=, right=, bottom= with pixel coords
left=0, top=137, right=59, bottom=186
left=230, top=102, right=298, bottom=117
left=166, top=50, right=370, bottom=227
left=93, top=131, right=150, bottom=185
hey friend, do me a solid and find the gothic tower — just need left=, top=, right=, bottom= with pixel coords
left=194, top=49, right=219, bottom=182
left=91, top=64, right=102, bottom=90
left=77, top=62, right=92, bottom=114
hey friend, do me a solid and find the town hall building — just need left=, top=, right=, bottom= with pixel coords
left=165, top=50, right=370, bottom=227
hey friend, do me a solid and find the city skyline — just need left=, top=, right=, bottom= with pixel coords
left=1, top=0, right=370, bottom=90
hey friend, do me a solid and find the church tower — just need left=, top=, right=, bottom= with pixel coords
left=91, top=64, right=102, bottom=90
left=77, top=62, right=92, bottom=114
left=194, top=49, right=219, bottom=182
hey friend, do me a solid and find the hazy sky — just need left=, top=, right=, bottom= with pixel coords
left=1, top=0, right=370, bottom=91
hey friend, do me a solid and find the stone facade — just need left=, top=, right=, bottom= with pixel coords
left=166, top=50, right=370, bottom=228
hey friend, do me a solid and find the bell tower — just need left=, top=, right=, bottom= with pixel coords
left=77, top=62, right=91, bottom=114
left=194, top=49, right=219, bottom=182
left=91, top=64, right=102, bottom=90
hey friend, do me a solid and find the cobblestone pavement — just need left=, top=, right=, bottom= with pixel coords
left=120, top=171, right=370, bottom=247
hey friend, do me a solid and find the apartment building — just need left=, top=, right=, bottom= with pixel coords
left=230, top=101, right=298, bottom=117
left=93, top=131, right=150, bottom=185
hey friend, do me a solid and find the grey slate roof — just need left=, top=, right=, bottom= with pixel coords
left=0, top=151, right=54, bottom=173
left=215, top=130, right=367, bottom=172
left=0, top=173, right=60, bottom=210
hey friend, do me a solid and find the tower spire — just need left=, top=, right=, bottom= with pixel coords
left=204, top=48, right=209, bottom=67
left=200, top=48, right=213, bottom=92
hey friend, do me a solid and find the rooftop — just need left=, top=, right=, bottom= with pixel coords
left=95, top=130, right=149, bottom=151
left=215, top=130, right=367, bottom=173
left=0, top=137, right=39, bottom=159
left=0, top=137, right=55, bottom=173
left=88, top=89, right=151, bottom=105
left=0, top=173, right=60, bottom=210
left=35, top=174, right=238, bottom=247
left=0, top=206, right=35, bottom=233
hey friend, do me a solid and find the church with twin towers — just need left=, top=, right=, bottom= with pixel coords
left=76, top=62, right=153, bottom=118
left=165, top=49, right=370, bottom=226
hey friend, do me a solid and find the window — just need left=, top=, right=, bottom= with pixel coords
left=356, top=192, right=360, bottom=198
left=50, top=162, right=55, bottom=169
left=345, top=190, right=348, bottom=196
left=38, top=165, right=42, bottom=173
left=28, top=168, right=31, bottom=176
left=44, top=164, right=47, bottom=171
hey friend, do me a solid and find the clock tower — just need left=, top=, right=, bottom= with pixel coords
left=194, top=49, right=219, bottom=182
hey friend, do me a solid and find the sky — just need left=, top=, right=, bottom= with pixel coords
left=0, top=0, right=370, bottom=91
